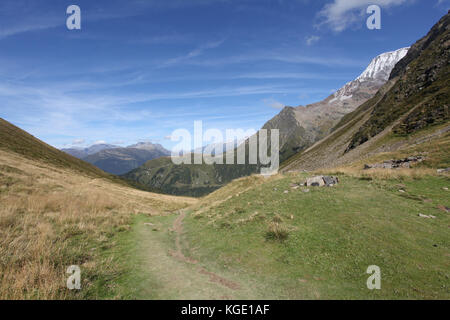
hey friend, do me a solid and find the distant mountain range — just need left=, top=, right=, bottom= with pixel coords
left=62, top=142, right=170, bottom=175
left=62, top=143, right=120, bottom=159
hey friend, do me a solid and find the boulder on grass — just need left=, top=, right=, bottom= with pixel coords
left=305, top=176, right=339, bottom=187
left=305, top=176, right=325, bottom=187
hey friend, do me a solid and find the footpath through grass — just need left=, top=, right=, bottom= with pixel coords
left=102, top=213, right=267, bottom=299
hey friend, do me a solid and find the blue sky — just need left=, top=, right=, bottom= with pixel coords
left=0, top=0, right=448, bottom=149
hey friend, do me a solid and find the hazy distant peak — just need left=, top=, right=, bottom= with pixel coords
left=127, top=141, right=166, bottom=151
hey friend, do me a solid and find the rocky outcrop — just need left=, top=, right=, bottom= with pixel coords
left=364, top=156, right=425, bottom=170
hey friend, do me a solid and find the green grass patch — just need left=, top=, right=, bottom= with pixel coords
left=185, top=173, right=450, bottom=299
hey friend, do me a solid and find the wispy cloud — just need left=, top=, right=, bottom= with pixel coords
left=0, top=1, right=61, bottom=40
left=184, top=51, right=365, bottom=68
left=305, top=35, right=320, bottom=46
left=263, top=98, right=285, bottom=109
left=159, top=39, right=226, bottom=67
left=0, top=0, right=157, bottom=40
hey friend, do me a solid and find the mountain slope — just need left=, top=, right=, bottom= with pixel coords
left=282, top=12, right=450, bottom=172
left=264, top=48, right=409, bottom=162
left=123, top=154, right=258, bottom=197
left=0, top=118, right=117, bottom=179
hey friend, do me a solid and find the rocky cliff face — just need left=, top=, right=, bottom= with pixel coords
left=263, top=47, right=409, bottom=162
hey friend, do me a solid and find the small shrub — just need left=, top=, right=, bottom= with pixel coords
left=265, top=222, right=289, bottom=242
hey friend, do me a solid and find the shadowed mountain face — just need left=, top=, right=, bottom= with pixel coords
left=282, top=12, right=450, bottom=172
left=62, top=142, right=170, bottom=175
left=263, top=48, right=409, bottom=162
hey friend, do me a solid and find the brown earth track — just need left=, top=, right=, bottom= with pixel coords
left=169, top=210, right=241, bottom=291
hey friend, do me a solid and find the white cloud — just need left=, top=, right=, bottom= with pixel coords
left=160, top=39, right=226, bottom=67
left=317, top=0, right=410, bottom=32
left=305, top=35, right=320, bottom=46
left=263, top=98, right=285, bottom=109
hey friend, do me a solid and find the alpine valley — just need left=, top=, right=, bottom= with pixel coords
left=0, top=8, right=449, bottom=301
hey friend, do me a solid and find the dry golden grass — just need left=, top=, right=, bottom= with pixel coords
left=315, top=166, right=440, bottom=180
left=265, top=222, right=289, bottom=242
left=0, top=150, right=196, bottom=299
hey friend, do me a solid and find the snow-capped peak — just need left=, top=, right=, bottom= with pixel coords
left=357, top=47, right=409, bottom=81
left=328, top=47, right=410, bottom=104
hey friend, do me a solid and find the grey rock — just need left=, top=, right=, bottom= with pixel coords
left=305, top=175, right=339, bottom=187
left=305, top=176, right=325, bottom=187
